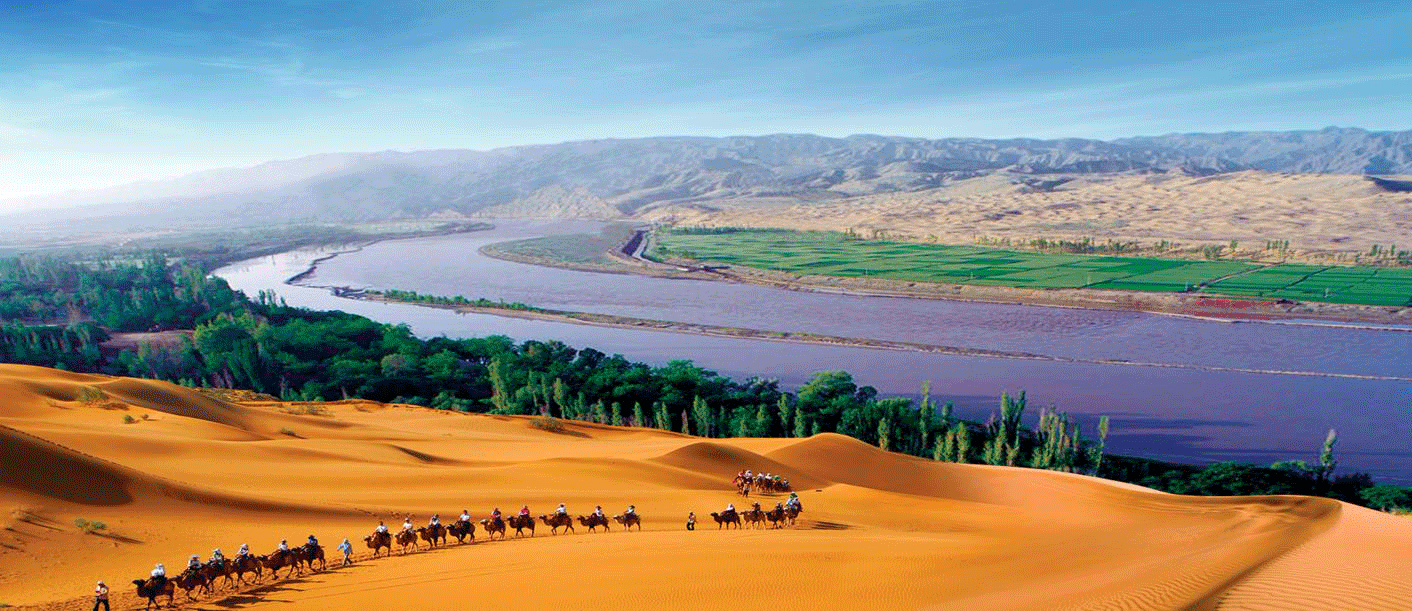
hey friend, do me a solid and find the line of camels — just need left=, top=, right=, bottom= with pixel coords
left=130, top=503, right=801, bottom=610
left=130, top=478, right=804, bottom=609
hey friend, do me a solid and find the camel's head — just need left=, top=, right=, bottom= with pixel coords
left=132, top=579, right=146, bottom=587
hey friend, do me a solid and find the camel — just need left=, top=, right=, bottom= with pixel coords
left=765, top=506, right=786, bottom=528
left=173, top=568, right=210, bottom=599
left=231, top=554, right=263, bottom=584
left=262, top=549, right=301, bottom=579
left=447, top=520, right=476, bottom=543
left=576, top=514, right=611, bottom=533
left=198, top=559, right=234, bottom=590
left=395, top=529, right=419, bottom=554
left=742, top=505, right=766, bottom=529
left=286, top=547, right=309, bottom=575
left=364, top=531, right=393, bottom=557
left=785, top=505, right=802, bottom=526
left=418, top=524, right=447, bottom=548
left=131, top=578, right=175, bottom=610
left=539, top=513, right=575, bottom=534
left=480, top=516, right=507, bottom=540
left=302, top=543, right=327, bottom=571
left=613, top=513, right=642, bottom=531
left=710, top=511, right=741, bottom=529
left=506, top=514, right=536, bottom=537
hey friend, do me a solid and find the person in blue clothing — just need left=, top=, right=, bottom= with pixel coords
left=337, top=538, right=353, bottom=566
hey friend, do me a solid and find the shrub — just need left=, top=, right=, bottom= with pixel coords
left=279, top=427, right=297, bottom=436
left=529, top=416, right=566, bottom=434
left=73, top=518, right=106, bottom=533
left=122, top=414, right=137, bottom=424
left=76, top=385, right=107, bottom=405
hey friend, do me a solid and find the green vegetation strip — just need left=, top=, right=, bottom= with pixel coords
left=652, top=229, right=1412, bottom=307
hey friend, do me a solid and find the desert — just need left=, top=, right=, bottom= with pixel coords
left=2, top=364, right=1409, bottom=610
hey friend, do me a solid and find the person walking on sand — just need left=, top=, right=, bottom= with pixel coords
left=337, top=538, right=353, bottom=566
left=93, top=581, right=110, bottom=611
left=686, top=512, right=696, bottom=531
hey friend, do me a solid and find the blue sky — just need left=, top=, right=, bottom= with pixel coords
left=1, top=0, right=1410, bottom=198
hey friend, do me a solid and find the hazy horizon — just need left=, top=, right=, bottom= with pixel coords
left=3, top=0, right=1411, bottom=203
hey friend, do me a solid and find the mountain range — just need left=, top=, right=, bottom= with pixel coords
left=5, top=127, right=1410, bottom=230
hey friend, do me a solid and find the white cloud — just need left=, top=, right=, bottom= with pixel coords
left=0, top=122, right=46, bottom=143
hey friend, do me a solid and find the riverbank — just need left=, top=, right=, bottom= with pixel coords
left=321, top=288, right=1411, bottom=382
left=481, top=228, right=1412, bottom=328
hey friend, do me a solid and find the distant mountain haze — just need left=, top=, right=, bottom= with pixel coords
left=4, top=128, right=1410, bottom=229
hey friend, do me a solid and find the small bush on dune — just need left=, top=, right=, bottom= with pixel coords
left=122, top=414, right=137, bottom=424
left=279, top=427, right=297, bottom=436
left=530, top=416, right=566, bottom=434
left=76, top=385, right=107, bottom=405
left=73, top=518, right=106, bottom=533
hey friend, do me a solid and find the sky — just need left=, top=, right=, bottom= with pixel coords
left=1, top=0, right=1410, bottom=201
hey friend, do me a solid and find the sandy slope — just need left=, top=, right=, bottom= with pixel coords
left=1, top=365, right=1408, bottom=610
left=640, top=171, right=1412, bottom=254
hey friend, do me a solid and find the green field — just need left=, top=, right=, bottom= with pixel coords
left=652, top=229, right=1412, bottom=307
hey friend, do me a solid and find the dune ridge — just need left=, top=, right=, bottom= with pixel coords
left=0, top=364, right=1408, bottom=610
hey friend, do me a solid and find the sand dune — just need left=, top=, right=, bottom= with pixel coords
left=640, top=171, right=1412, bottom=255
left=0, top=364, right=1408, bottom=610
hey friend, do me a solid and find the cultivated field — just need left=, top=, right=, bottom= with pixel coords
left=653, top=229, right=1412, bottom=307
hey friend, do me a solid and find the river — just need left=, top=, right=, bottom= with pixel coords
left=214, top=220, right=1412, bottom=483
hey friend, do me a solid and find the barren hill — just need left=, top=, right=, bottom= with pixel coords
left=6, top=128, right=1412, bottom=237
left=1, top=364, right=1410, bottom=610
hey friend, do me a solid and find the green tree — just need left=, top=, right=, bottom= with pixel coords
left=776, top=394, right=792, bottom=437
left=1360, top=485, right=1411, bottom=512
left=1319, top=428, right=1339, bottom=486
left=487, top=357, right=511, bottom=413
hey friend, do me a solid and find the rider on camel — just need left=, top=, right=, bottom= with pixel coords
left=150, top=563, right=166, bottom=589
left=237, top=543, right=250, bottom=558
left=187, top=555, right=201, bottom=573
left=594, top=505, right=605, bottom=517
left=428, top=514, right=440, bottom=528
left=725, top=502, right=737, bottom=515
left=276, top=539, right=290, bottom=559
left=625, top=504, right=636, bottom=516
left=460, top=509, right=471, bottom=523
left=556, top=503, right=567, bottom=515
left=210, top=549, right=225, bottom=567
left=306, top=534, right=320, bottom=551
left=402, top=517, right=414, bottom=533
left=519, top=505, right=531, bottom=519
left=492, top=507, right=503, bottom=520
left=375, top=520, right=389, bottom=535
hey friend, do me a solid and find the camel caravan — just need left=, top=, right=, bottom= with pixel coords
left=713, top=494, right=804, bottom=530
left=128, top=496, right=801, bottom=609
left=733, top=469, right=792, bottom=496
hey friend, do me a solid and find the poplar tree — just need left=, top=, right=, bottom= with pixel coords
left=654, top=401, right=671, bottom=431
left=776, top=394, right=792, bottom=436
